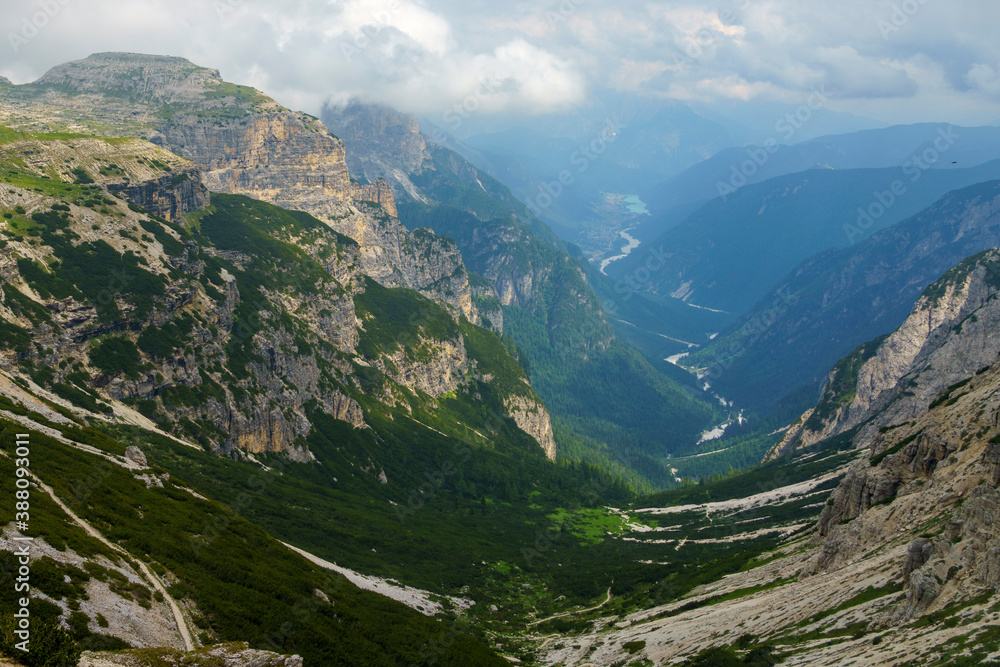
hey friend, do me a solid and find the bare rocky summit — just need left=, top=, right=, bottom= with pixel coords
left=37, top=53, right=233, bottom=104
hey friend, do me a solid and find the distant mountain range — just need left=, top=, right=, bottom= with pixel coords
left=639, top=123, right=1000, bottom=225
left=684, top=179, right=1000, bottom=413
left=609, top=159, right=1000, bottom=315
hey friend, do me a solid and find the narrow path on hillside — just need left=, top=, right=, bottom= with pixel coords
left=30, top=471, right=196, bottom=651
left=527, top=587, right=613, bottom=627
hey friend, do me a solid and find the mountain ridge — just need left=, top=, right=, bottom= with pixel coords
left=323, top=99, right=724, bottom=490
left=689, top=179, right=1000, bottom=414
left=611, top=159, right=1000, bottom=315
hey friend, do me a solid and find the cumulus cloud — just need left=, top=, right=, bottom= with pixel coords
left=0, top=0, right=997, bottom=123
left=966, top=63, right=1000, bottom=98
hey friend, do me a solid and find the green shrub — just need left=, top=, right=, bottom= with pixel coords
left=71, top=168, right=94, bottom=184
left=624, top=640, right=647, bottom=654
left=89, top=337, right=141, bottom=378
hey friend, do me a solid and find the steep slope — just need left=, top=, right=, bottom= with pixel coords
left=535, top=252, right=1000, bottom=666
left=324, top=102, right=722, bottom=490
left=0, top=52, right=475, bottom=321
left=0, top=128, right=555, bottom=459
left=0, top=399, right=505, bottom=665
left=771, top=248, right=1000, bottom=460
left=611, top=160, right=1000, bottom=315
left=692, top=181, right=1000, bottom=415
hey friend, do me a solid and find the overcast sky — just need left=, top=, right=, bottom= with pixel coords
left=1, top=0, right=999, bottom=126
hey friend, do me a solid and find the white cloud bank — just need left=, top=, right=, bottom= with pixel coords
left=0, top=0, right=997, bottom=124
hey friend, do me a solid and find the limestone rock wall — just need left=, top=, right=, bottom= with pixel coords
left=771, top=249, right=1000, bottom=460
left=809, top=343, right=1000, bottom=625
left=150, top=111, right=473, bottom=320
left=505, top=395, right=557, bottom=461
left=108, top=170, right=209, bottom=222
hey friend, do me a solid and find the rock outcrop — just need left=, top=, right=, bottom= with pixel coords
left=771, top=248, right=1000, bottom=460
left=373, top=337, right=469, bottom=399
left=505, top=395, right=557, bottom=461
left=154, top=112, right=356, bottom=205
left=796, top=251, right=1000, bottom=627
left=125, top=446, right=148, bottom=468
left=108, top=169, right=209, bottom=222
left=80, top=642, right=303, bottom=667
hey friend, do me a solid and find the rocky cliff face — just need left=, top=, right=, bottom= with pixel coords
left=322, top=101, right=428, bottom=198
left=771, top=248, right=1000, bottom=460
left=0, top=128, right=556, bottom=459
left=782, top=250, right=1000, bottom=624
left=505, top=395, right=557, bottom=461
left=812, top=354, right=1000, bottom=623
left=693, top=180, right=1000, bottom=414
left=148, top=107, right=477, bottom=321
left=107, top=170, right=209, bottom=223
left=3, top=53, right=476, bottom=321
left=373, top=336, right=470, bottom=399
